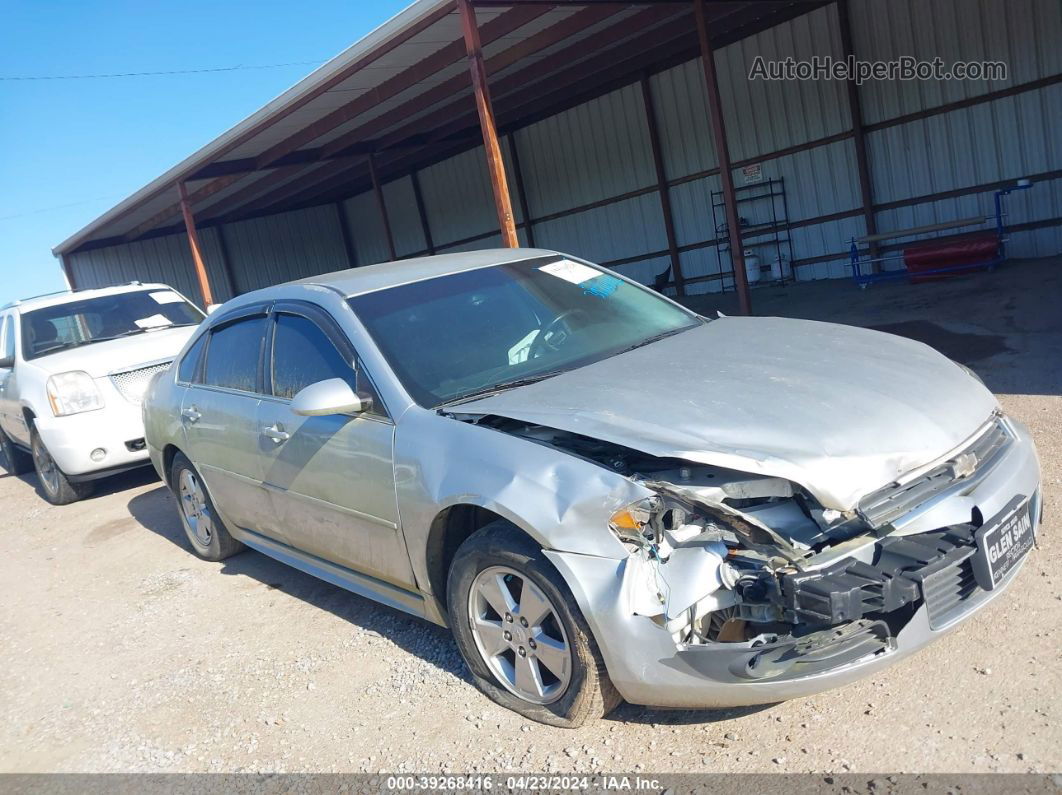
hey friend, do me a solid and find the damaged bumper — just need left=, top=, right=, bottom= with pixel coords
left=545, top=417, right=1042, bottom=709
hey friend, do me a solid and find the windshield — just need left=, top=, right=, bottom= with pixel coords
left=348, top=257, right=702, bottom=408
left=21, top=289, right=203, bottom=360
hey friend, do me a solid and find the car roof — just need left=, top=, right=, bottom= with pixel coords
left=2, top=283, right=179, bottom=314
left=294, top=248, right=561, bottom=298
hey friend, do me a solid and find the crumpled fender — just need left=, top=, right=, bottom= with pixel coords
left=394, top=407, right=650, bottom=594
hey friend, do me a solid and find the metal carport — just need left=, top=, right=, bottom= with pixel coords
left=53, top=0, right=1062, bottom=314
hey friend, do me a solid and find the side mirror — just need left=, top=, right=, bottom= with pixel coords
left=0, top=355, right=13, bottom=369
left=291, top=378, right=370, bottom=417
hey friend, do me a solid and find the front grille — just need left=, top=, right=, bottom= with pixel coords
left=921, top=556, right=982, bottom=629
left=858, top=417, right=1012, bottom=528
left=109, top=362, right=171, bottom=405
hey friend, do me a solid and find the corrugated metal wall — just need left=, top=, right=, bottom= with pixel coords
left=68, top=0, right=1062, bottom=303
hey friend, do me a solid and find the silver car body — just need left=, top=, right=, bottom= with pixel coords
left=143, top=249, right=1042, bottom=708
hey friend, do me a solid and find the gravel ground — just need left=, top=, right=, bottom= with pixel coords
left=1, top=259, right=1059, bottom=774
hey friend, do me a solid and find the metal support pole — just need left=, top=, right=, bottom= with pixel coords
left=334, top=201, right=358, bottom=267
left=837, top=0, right=879, bottom=269
left=368, top=153, right=398, bottom=261
left=457, top=0, right=519, bottom=248
left=177, top=181, right=214, bottom=308
left=640, top=74, right=686, bottom=296
left=693, top=0, right=751, bottom=315
left=507, top=135, right=535, bottom=247
left=410, top=170, right=436, bottom=255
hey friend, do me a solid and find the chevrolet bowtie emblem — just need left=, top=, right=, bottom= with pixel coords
left=950, top=452, right=979, bottom=479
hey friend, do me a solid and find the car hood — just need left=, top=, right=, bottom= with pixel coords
left=29, top=325, right=198, bottom=379
left=456, top=317, right=998, bottom=511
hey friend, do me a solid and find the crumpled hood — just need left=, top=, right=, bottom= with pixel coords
left=457, top=317, right=998, bottom=511
left=31, top=325, right=197, bottom=379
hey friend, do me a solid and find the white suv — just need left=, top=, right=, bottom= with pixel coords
left=0, top=283, right=203, bottom=504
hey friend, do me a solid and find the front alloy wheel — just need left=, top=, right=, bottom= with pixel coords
left=448, top=520, right=620, bottom=727
left=469, top=566, right=572, bottom=704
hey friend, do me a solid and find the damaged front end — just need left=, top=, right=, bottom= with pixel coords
left=465, top=413, right=1040, bottom=690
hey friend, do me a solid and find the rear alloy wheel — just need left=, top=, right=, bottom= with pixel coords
left=31, top=429, right=92, bottom=505
left=170, top=452, right=244, bottom=561
left=448, top=520, right=621, bottom=727
left=0, top=426, right=33, bottom=476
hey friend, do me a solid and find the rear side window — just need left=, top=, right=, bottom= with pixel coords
left=202, top=316, right=266, bottom=392
left=271, top=314, right=355, bottom=400
left=177, top=334, right=207, bottom=384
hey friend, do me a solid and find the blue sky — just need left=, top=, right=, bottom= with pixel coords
left=0, top=0, right=410, bottom=304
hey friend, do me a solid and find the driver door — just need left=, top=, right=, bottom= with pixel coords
left=256, top=302, right=413, bottom=589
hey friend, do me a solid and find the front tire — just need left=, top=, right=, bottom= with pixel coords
left=447, top=521, right=621, bottom=727
left=0, top=426, right=33, bottom=475
left=31, top=429, right=92, bottom=505
left=170, top=452, right=244, bottom=561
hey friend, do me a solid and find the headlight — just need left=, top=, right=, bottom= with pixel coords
left=46, top=371, right=104, bottom=416
left=608, top=497, right=661, bottom=549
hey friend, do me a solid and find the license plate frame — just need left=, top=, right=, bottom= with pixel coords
left=972, top=494, right=1034, bottom=590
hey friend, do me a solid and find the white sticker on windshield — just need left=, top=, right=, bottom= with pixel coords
left=149, top=291, right=184, bottom=305
left=538, top=259, right=600, bottom=285
left=135, top=314, right=174, bottom=329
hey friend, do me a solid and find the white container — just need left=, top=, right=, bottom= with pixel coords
left=771, top=255, right=792, bottom=282
left=743, top=250, right=762, bottom=284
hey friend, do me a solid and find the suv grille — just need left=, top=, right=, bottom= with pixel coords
left=858, top=417, right=1011, bottom=528
left=110, top=362, right=171, bottom=404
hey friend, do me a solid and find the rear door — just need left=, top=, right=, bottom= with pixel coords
left=255, top=302, right=412, bottom=587
left=179, top=306, right=279, bottom=540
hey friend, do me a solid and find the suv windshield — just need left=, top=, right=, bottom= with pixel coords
left=348, top=257, right=702, bottom=408
left=21, top=289, right=203, bottom=360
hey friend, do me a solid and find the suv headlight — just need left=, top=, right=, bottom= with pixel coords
left=46, top=371, right=104, bottom=416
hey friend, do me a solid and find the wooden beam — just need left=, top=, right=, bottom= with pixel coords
left=693, top=0, right=750, bottom=315
left=640, top=73, right=685, bottom=295
left=507, top=135, right=535, bottom=247
left=125, top=173, right=244, bottom=241
left=410, top=170, right=436, bottom=254
left=369, top=154, right=398, bottom=260
left=177, top=181, right=214, bottom=307
left=836, top=0, right=878, bottom=268
left=458, top=0, right=518, bottom=248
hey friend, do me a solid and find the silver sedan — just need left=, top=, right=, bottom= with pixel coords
left=143, top=249, right=1042, bottom=727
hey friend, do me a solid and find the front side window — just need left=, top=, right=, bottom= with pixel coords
left=348, top=257, right=701, bottom=407
left=202, top=316, right=266, bottom=393
left=20, top=289, right=203, bottom=361
left=271, top=313, right=355, bottom=400
left=177, top=334, right=207, bottom=384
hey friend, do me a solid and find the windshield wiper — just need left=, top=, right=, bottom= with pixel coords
left=440, top=369, right=569, bottom=408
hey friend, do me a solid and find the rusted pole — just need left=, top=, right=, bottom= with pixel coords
left=640, top=74, right=686, bottom=296
left=693, top=0, right=751, bottom=315
left=837, top=0, right=879, bottom=269
left=457, top=0, right=519, bottom=248
left=177, top=181, right=214, bottom=307
left=368, top=153, right=398, bottom=261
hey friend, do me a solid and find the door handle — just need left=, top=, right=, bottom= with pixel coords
left=263, top=424, right=290, bottom=444
left=181, top=406, right=201, bottom=423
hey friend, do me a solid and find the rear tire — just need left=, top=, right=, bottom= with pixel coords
left=0, top=426, right=33, bottom=476
left=170, top=452, right=244, bottom=561
left=31, top=429, right=92, bottom=505
left=447, top=520, right=621, bottom=728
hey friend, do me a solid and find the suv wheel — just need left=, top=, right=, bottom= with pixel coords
left=170, top=452, right=244, bottom=561
left=31, top=429, right=92, bottom=505
left=0, top=426, right=33, bottom=475
left=447, top=520, right=621, bottom=727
